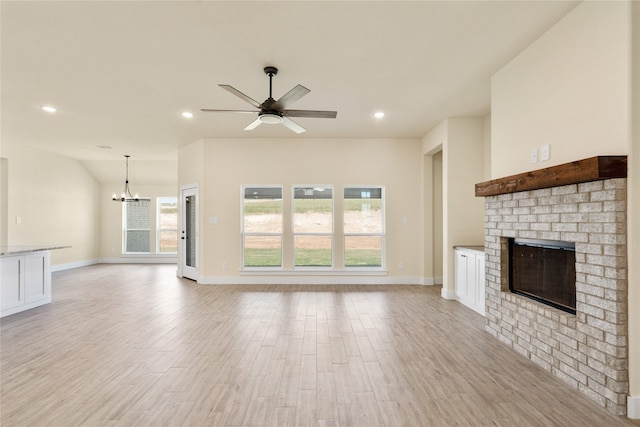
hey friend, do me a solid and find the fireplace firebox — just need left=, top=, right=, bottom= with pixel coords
left=509, top=238, right=576, bottom=314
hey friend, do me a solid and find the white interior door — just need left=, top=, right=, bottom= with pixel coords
left=180, top=185, right=198, bottom=281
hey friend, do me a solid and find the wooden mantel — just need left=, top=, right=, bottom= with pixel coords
left=475, top=156, right=627, bottom=197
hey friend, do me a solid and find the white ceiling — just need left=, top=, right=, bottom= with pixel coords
left=1, top=1, right=579, bottom=184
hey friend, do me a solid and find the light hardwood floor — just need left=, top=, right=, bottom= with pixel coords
left=1, top=264, right=638, bottom=427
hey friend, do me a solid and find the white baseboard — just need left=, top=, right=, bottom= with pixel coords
left=441, top=287, right=456, bottom=300
left=628, top=395, right=640, bottom=419
left=52, top=257, right=177, bottom=272
left=51, top=259, right=99, bottom=272
left=198, top=275, right=424, bottom=286
left=434, top=276, right=443, bottom=285
left=99, top=256, right=177, bottom=264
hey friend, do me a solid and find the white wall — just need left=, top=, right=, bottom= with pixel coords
left=629, top=0, right=640, bottom=416
left=491, top=0, right=639, bottom=416
left=1, top=158, right=8, bottom=247
left=1, top=142, right=100, bottom=266
left=422, top=118, right=486, bottom=299
left=432, top=151, right=443, bottom=281
left=483, top=115, right=491, bottom=180
left=492, top=1, right=630, bottom=178
left=179, top=137, right=423, bottom=284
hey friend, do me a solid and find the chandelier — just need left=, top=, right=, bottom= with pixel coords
left=112, top=155, right=140, bottom=202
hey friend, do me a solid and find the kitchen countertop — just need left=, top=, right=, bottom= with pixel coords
left=0, top=245, right=71, bottom=256
left=453, top=245, right=485, bottom=253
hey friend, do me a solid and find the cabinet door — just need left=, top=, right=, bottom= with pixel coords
left=455, top=250, right=468, bottom=300
left=466, top=253, right=477, bottom=305
left=1, top=256, right=24, bottom=311
left=25, top=252, right=50, bottom=303
left=475, top=254, right=486, bottom=315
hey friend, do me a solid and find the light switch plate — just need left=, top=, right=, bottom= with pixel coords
left=541, top=144, right=550, bottom=161
left=531, top=149, right=538, bottom=163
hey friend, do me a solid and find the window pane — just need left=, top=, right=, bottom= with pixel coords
left=343, top=199, right=383, bottom=234
left=344, top=188, right=382, bottom=234
left=294, top=236, right=332, bottom=267
left=125, top=200, right=150, bottom=253
left=244, top=235, right=282, bottom=267
left=345, top=236, right=382, bottom=267
left=244, top=188, right=282, bottom=233
left=159, top=230, right=178, bottom=253
left=126, top=200, right=150, bottom=229
left=158, top=197, right=178, bottom=253
left=126, top=230, right=150, bottom=253
left=294, top=187, right=332, bottom=233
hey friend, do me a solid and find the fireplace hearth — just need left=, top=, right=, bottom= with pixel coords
left=509, top=238, right=576, bottom=314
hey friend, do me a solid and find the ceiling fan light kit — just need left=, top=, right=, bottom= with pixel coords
left=259, top=113, right=283, bottom=125
left=200, top=66, right=337, bottom=134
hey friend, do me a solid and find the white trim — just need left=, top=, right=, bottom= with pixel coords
left=99, top=256, right=177, bottom=264
left=441, top=287, right=456, bottom=300
left=51, top=258, right=99, bottom=272
left=180, top=184, right=199, bottom=280
left=241, top=269, right=387, bottom=276
left=198, top=275, right=423, bottom=285
left=628, top=395, right=640, bottom=419
left=422, top=276, right=443, bottom=286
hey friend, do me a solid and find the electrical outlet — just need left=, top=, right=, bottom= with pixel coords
left=541, top=144, right=550, bottom=161
left=530, top=149, right=538, bottom=163
left=398, top=261, right=404, bottom=270
left=222, top=261, right=228, bottom=270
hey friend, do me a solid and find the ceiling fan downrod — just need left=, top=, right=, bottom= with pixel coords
left=264, top=66, right=278, bottom=100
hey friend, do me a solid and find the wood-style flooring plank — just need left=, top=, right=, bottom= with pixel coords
left=1, top=264, right=638, bottom=426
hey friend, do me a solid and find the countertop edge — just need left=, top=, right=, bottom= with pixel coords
left=0, top=245, right=72, bottom=256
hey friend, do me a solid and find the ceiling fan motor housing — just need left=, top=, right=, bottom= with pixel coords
left=264, top=66, right=278, bottom=76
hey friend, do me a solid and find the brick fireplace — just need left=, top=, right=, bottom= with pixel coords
left=476, top=157, right=629, bottom=415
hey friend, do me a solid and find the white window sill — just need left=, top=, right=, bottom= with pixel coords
left=240, top=269, right=387, bottom=276
left=121, top=253, right=177, bottom=258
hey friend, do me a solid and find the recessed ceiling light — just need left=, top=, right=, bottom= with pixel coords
left=374, top=111, right=385, bottom=119
left=182, top=111, right=194, bottom=118
left=42, top=105, right=57, bottom=113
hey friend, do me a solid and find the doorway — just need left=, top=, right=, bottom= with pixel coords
left=180, top=184, right=198, bottom=281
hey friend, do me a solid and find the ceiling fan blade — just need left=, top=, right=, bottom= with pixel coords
left=282, top=117, right=306, bottom=134
left=200, top=109, right=259, bottom=114
left=244, top=117, right=263, bottom=131
left=283, top=109, right=337, bottom=119
left=274, top=84, right=310, bottom=109
left=219, top=84, right=262, bottom=109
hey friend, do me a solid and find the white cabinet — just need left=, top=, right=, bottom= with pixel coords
left=454, top=246, right=485, bottom=316
left=1, top=251, right=51, bottom=317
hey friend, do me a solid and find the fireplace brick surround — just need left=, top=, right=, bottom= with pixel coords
left=478, top=158, right=628, bottom=415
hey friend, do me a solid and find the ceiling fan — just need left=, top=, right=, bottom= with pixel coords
left=200, top=66, right=337, bottom=134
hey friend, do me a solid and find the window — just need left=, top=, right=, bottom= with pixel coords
left=344, top=187, right=384, bottom=267
left=293, top=186, right=333, bottom=267
left=123, top=199, right=151, bottom=253
left=157, top=197, right=178, bottom=253
left=242, top=187, right=283, bottom=268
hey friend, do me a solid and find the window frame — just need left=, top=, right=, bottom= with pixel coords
left=292, top=185, right=334, bottom=269
left=122, top=198, right=152, bottom=254
left=343, top=186, right=385, bottom=270
left=241, top=185, right=284, bottom=270
left=156, top=196, right=178, bottom=254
